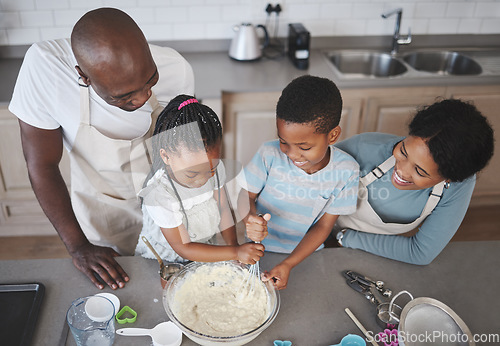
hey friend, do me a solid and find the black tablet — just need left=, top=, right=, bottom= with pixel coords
left=0, top=283, right=45, bottom=346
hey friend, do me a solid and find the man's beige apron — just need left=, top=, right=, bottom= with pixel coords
left=68, top=83, right=162, bottom=254
left=336, top=155, right=446, bottom=234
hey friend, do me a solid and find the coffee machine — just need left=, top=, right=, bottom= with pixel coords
left=288, top=23, right=310, bottom=70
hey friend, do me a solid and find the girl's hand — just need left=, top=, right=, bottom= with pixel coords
left=262, top=262, right=292, bottom=290
left=236, top=242, right=265, bottom=265
left=245, top=213, right=271, bottom=242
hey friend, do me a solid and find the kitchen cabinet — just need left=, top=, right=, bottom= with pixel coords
left=221, top=90, right=363, bottom=167
left=446, top=85, right=500, bottom=206
left=358, top=86, right=446, bottom=135
left=222, top=85, right=500, bottom=207
left=0, top=104, right=70, bottom=236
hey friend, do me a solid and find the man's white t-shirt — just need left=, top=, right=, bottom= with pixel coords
left=9, top=38, right=195, bottom=150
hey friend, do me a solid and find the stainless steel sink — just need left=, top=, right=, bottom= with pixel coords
left=325, top=51, right=407, bottom=78
left=402, top=51, right=482, bottom=75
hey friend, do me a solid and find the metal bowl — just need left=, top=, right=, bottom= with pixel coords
left=162, top=261, right=280, bottom=346
left=398, top=297, right=475, bottom=346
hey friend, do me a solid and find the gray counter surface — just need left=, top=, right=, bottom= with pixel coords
left=184, top=49, right=500, bottom=100
left=2, top=47, right=500, bottom=103
left=1, top=241, right=499, bottom=345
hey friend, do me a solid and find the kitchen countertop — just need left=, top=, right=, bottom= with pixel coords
left=184, top=48, right=500, bottom=100
left=1, top=241, right=499, bottom=345
left=1, top=46, right=500, bottom=103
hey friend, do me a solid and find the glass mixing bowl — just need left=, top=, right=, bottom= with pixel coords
left=162, top=261, right=280, bottom=346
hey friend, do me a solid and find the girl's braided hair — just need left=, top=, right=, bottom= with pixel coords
left=144, top=95, right=223, bottom=235
left=149, top=94, right=222, bottom=177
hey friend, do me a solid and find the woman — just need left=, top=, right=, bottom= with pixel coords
left=333, top=98, right=494, bottom=265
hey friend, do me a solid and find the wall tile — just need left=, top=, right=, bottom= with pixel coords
left=406, top=18, right=429, bottom=35
left=53, top=9, right=86, bottom=26
left=321, top=3, right=352, bottom=19
left=124, top=7, right=156, bottom=25
left=334, top=19, right=367, bottom=36
left=287, top=3, right=320, bottom=21
left=155, top=7, right=189, bottom=24
left=173, top=22, right=205, bottom=40
left=475, top=2, right=500, bottom=18
left=352, top=3, right=385, bottom=19
left=0, top=29, right=7, bottom=44
left=1, top=0, right=35, bottom=11
left=40, top=26, right=71, bottom=40
left=100, top=0, right=136, bottom=8
left=457, top=18, right=482, bottom=34
left=142, top=24, right=173, bottom=41
left=446, top=2, right=475, bottom=18
left=69, top=0, right=103, bottom=9
left=480, top=18, right=500, bottom=34
left=7, top=27, right=40, bottom=44
left=365, top=18, right=393, bottom=36
left=206, top=22, right=233, bottom=39
left=428, top=18, right=460, bottom=34
left=0, top=0, right=499, bottom=46
left=20, top=10, right=53, bottom=27
left=35, top=0, right=68, bottom=10
left=222, top=5, right=253, bottom=23
left=0, top=11, right=21, bottom=28
left=302, top=19, right=334, bottom=37
left=189, top=6, right=221, bottom=23
left=415, top=2, right=447, bottom=18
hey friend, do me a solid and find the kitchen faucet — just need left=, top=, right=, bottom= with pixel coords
left=381, top=8, right=411, bottom=55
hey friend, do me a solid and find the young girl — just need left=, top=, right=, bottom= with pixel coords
left=135, top=95, right=264, bottom=264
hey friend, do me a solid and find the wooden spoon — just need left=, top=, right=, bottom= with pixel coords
left=141, top=236, right=165, bottom=273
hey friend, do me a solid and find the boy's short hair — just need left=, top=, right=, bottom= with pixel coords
left=276, top=75, right=343, bottom=133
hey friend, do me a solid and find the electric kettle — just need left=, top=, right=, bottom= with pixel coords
left=229, top=23, right=269, bottom=61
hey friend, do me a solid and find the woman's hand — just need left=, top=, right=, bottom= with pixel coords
left=236, top=242, right=265, bottom=265
left=245, top=213, right=271, bottom=242
left=262, top=262, right=292, bottom=290
left=70, top=243, right=129, bottom=290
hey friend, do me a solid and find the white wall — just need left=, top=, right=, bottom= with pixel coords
left=0, top=0, right=499, bottom=46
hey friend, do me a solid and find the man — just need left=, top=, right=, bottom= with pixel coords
left=9, top=8, right=194, bottom=289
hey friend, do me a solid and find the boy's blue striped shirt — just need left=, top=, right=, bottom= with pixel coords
left=238, top=140, right=359, bottom=253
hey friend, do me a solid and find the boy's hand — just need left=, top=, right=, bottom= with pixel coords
left=236, top=242, right=265, bottom=265
left=246, top=213, right=271, bottom=242
left=262, top=262, right=292, bottom=290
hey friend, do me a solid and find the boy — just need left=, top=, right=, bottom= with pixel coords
left=237, top=75, right=360, bottom=290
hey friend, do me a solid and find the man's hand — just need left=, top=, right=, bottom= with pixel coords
left=70, top=243, right=129, bottom=290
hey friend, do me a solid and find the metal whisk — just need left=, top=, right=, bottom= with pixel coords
left=236, top=241, right=261, bottom=299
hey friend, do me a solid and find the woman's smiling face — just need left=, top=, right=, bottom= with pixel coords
left=391, top=136, right=447, bottom=190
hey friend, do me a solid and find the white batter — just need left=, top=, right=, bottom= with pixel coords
left=172, top=263, right=270, bottom=337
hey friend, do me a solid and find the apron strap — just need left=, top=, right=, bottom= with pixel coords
left=361, top=155, right=396, bottom=186
left=147, top=93, right=162, bottom=134
left=361, top=154, right=445, bottom=218
left=421, top=181, right=446, bottom=217
left=79, top=78, right=90, bottom=125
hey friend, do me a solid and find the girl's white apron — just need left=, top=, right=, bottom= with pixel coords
left=336, top=156, right=446, bottom=234
left=68, top=84, right=162, bottom=254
